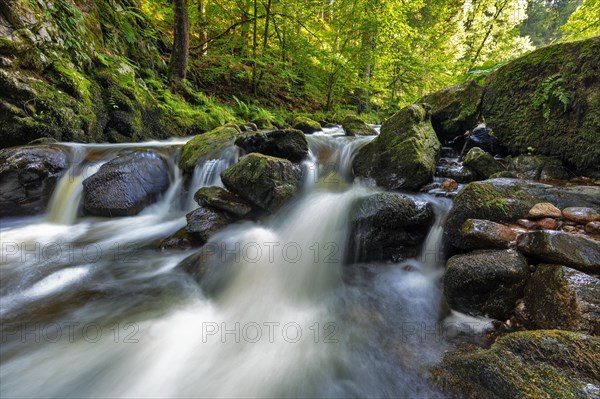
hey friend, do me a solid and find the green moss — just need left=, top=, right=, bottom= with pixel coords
left=292, top=116, right=321, bottom=133
left=179, top=125, right=243, bottom=174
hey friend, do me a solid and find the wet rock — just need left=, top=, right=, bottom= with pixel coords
left=536, top=217, right=559, bottom=230
left=489, top=170, right=518, bottom=179
left=82, top=150, right=170, bottom=217
left=432, top=330, right=600, bottom=398
left=460, top=219, right=517, bottom=249
left=562, top=207, right=600, bottom=224
left=179, top=125, right=243, bottom=174
left=159, top=227, right=202, bottom=250
left=341, top=115, right=377, bottom=136
left=528, top=202, right=562, bottom=219
left=0, top=145, right=67, bottom=217
left=292, top=116, right=321, bottom=134
left=194, top=186, right=252, bottom=218
left=221, top=153, right=302, bottom=213
left=441, top=179, right=458, bottom=192
left=586, top=221, right=600, bottom=235
left=234, top=129, right=308, bottom=162
left=525, top=264, right=600, bottom=335
left=462, top=147, right=504, bottom=179
left=517, top=231, right=600, bottom=274
left=508, top=155, right=569, bottom=181
left=444, top=178, right=600, bottom=250
left=348, top=192, right=433, bottom=263
left=185, top=207, right=232, bottom=244
left=463, top=123, right=506, bottom=155
left=353, top=104, right=441, bottom=190
left=517, top=219, right=537, bottom=229
left=435, top=159, right=476, bottom=183
left=444, top=250, right=529, bottom=319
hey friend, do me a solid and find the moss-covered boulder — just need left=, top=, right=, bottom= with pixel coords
left=353, top=104, right=441, bottom=190
left=0, top=144, right=67, bottom=216
left=524, top=264, right=600, bottom=335
left=444, top=178, right=600, bottom=250
left=419, top=79, right=484, bottom=142
left=463, top=147, right=505, bottom=179
left=341, top=115, right=377, bottom=136
left=444, top=249, right=530, bottom=319
left=234, top=128, right=308, bottom=162
left=221, top=153, right=302, bottom=212
left=179, top=125, right=243, bottom=174
left=507, top=155, right=569, bottom=181
left=432, top=330, right=600, bottom=398
left=292, top=116, right=321, bottom=134
left=481, top=37, right=600, bottom=171
left=194, top=186, right=252, bottom=217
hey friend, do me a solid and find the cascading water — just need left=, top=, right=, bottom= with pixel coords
left=1, top=126, right=457, bottom=398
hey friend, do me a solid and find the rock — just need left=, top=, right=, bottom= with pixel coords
left=418, top=79, right=483, bottom=142
left=489, top=171, right=518, bottom=179
left=528, top=202, right=562, bottom=219
left=481, top=37, right=600, bottom=172
left=444, top=250, right=529, bottom=319
left=194, top=186, right=252, bottom=217
left=441, top=179, right=459, bottom=192
left=462, top=147, right=504, bottom=179
left=444, top=178, right=600, bottom=250
left=179, top=125, right=243, bottom=174
left=432, top=330, right=600, bottom=399
left=292, top=116, right=321, bottom=134
left=234, top=129, right=308, bottom=162
left=341, top=115, right=377, bottom=136
left=517, top=231, right=600, bottom=274
left=435, top=159, right=476, bottom=183
left=586, top=221, right=600, bottom=235
left=348, top=192, right=433, bottom=263
left=353, top=104, right=441, bottom=190
left=185, top=207, right=232, bottom=244
left=536, top=217, right=559, bottom=230
left=463, top=123, right=506, bottom=155
left=508, top=155, right=569, bottom=181
left=0, top=145, right=67, bottom=217
left=525, top=264, right=600, bottom=335
left=159, top=227, right=202, bottom=250
left=562, top=207, right=600, bottom=224
left=221, top=153, right=302, bottom=213
left=517, top=219, right=537, bottom=229
left=460, top=219, right=517, bottom=249
left=82, top=150, right=170, bottom=217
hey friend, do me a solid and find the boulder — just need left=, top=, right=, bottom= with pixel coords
left=525, top=264, right=600, bottom=335
left=234, top=129, right=308, bottom=162
left=562, top=207, right=600, bottom=224
left=185, top=207, right=232, bottom=244
left=419, top=79, right=483, bottom=142
left=179, top=125, right=243, bottom=174
left=444, top=250, right=529, bottom=319
left=221, top=153, right=302, bottom=213
left=444, top=178, right=600, bottom=250
left=0, top=145, right=67, bottom=217
left=508, top=155, right=569, bottom=181
left=341, top=115, right=377, bottom=136
left=462, top=123, right=506, bottom=155
left=528, top=202, right=562, bottom=219
left=194, top=186, right=252, bottom=217
left=460, top=219, right=517, bottom=249
left=481, top=37, right=600, bottom=171
left=353, top=104, right=441, bottom=190
left=462, top=147, right=504, bottom=179
left=292, top=116, right=321, bottom=134
left=82, top=150, right=170, bottom=217
left=517, top=230, right=600, bottom=274
left=432, top=330, right=600, bottom=399
left=348, top=192, right=433, bottom=263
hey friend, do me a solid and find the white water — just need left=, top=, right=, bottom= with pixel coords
left=0, top=127, right=453, bottom=398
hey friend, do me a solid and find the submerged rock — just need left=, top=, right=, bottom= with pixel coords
left=517, top=230, right=600, bottom=274
left=444, top=249, right=529, bottom=319
left=353, top=104, right=441, bottom=190
left=525, top=264, right=600, bottom=335
left=179, top=125, right=243, bottom=174
left=348, top=192, right=433, bottom=263
left=341, top=115, right=377, bottom=136
left=462, top=147, right=504, bottom=179
left=0, top=145, right=67, bottom=217
left=292, top=116, right=321, bottom=134
left=234, top=129, right=308, bottom=162
left=460, top=219, right=517, bottom=249
left=82, top=150, right=170, bottom=217
left=221, top=153, right=302, bottom=213
left=194, top=186, right=253, bottom=218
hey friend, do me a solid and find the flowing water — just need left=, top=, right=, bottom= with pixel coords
left=0, top=127, right=465, bottom=398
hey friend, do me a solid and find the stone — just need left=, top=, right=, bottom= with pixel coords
left=435, top=158, right=476, bottom=183
left=517, top=219, right=537, bottom=229
left=234, top=129, right=308, bottom=162
left=444, top=250, right=530, bottom=319
left=353, top=104, right=441, bottom=190
left=463, top=147, right=504, bottom=179
left=159, top=227, right=202, bottom=250
left=525, top=264, right=600, bottom=335
left=460, top=219, right=517, bottom=249
left=562, top=207, right=600, bottom=224
left=440, top=178, right=459, bottom=192
left=292, top=116, right=321, bottom=134
left=536, top=217, right=559, bottom=230
left=82, top=150, right=170, bottom=217
left=508, top=155, right=569, bottom=181
left=178, top=125, right=244, bottom=174
left=194, top=186, right=252, bottom=217
left=528, top=202, right=562, bottom=219
left=341, top=115, right=377, bottom=136
left=586, top=221, right=600, bottom=235
left=517, top=230, right=600, bottom=274
left=185, top=207, right=232, bottom=244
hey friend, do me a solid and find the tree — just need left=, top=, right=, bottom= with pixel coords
left=168, top=0, right=190, bottom=86
left=560, top=0, right=600, bottom=40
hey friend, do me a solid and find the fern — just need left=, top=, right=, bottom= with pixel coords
left=533, top=74, right=570, bottom=122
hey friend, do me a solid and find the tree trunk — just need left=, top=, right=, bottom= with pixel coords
left=168, top=0, right=189, bottom=86
left=199, top=0, right=208, bottom=56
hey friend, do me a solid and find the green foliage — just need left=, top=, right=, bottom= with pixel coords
left=561, top=0, right=600, bottom=40
left=533, top=74, right=570, bottom=121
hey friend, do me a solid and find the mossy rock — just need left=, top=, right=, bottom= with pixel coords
left=463, top=147, right=505, bottom=179
left=341, top=115, right=377, bottom=136
left=292, top=116, right=321, bottom=134
left=432, top=330, right=600, bottom=398
left=234, top=128, right=308, bottom=162
left=179, top=125, right=243, bottom=174
left=353, top=104, right=441, bottom=190
left=481, top=37, right=600, bottom=171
